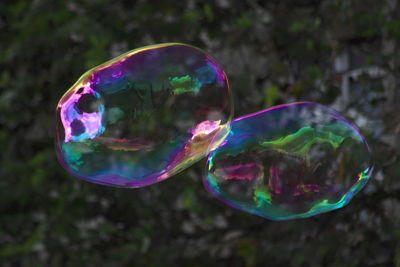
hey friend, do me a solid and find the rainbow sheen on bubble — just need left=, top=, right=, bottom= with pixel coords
left=56, top=43, right=232, bottom=187
left=204, top=102, right=373, bottom=220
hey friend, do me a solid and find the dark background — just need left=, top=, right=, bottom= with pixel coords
left=1, top=0, right=400, bottom=266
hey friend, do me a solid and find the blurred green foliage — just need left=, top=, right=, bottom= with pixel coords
left=1, top=0, right=400, bottom=266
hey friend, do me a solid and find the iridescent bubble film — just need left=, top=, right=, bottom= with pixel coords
left=204, top=102, right=373, bottom=220
left=56, top=43, right=232, bottom=187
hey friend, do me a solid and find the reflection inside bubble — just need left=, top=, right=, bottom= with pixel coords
left=56, top=43, right=232, bottom=188
left=204, top=102, right=373, bottom=220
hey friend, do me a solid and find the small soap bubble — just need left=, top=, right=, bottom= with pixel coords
left=204, top=102, right=373, bottom=220
left=56, top=43, right=232, bottom=187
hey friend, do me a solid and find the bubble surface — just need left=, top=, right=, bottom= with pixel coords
left=204, top=102, right=373, bottom=220
left=56, top=43, right=232, bottom=187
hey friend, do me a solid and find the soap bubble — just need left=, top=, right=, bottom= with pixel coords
left=56, top=43, right=232, bottom=187
left=204, top=102, right=373, bottom=220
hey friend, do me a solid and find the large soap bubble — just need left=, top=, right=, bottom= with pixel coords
left=204, top=102, right=373, bottom=220
left=56, top=43, right=232, bottom=187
